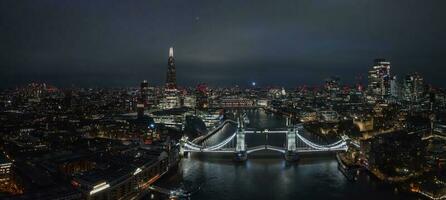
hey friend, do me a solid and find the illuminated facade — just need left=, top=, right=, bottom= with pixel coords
left=166, top=47, right=176, bottom=89
left=73, top=152, right=169, bottom=200
left=404, top=72, right=425, bottom=103
left=183, top=95, right=196, bottom=108
left=367, top=59, right=393, bottom=101
left=159, top=89, right=181, bottom=109
left=151, top=113, right=185, bottom=130
left=137, top=80, right=149, bottom=119
left=325, top=76, right=340, bottom=98
left=0, top=157, right=12, bottom=184
left=214, top=97, right=255, bottom=108
left=0, top=154, right=21, bottom=195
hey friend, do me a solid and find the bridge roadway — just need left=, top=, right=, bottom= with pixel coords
left=183, top=146, right=286, bottom=154
left=181, top=118, right=349, bottom=161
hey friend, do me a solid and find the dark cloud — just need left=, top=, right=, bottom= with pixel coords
left=1, top=0, right=445, bottom=88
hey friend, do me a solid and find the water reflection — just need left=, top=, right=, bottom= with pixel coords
left=152, top=109, right=417, bottom=200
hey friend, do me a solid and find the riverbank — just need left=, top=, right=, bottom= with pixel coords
left=153, top=108, right=423, bottom=200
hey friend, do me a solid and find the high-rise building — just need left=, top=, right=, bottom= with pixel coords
left=367, top=59, right=392, bottom=101
left=166, top=47, right=176, bottom=89
left=325, top=76, right=340, bottom=98
left=146, top=85, right=157, bottom=108
left=196, top=83, right=209, bottom=109
left=137, top=80, right=149, bottom=119
left=404, top=72, right=425, bottom=103
left=183, top=95, right=196, bottom=108
left=159, top=94, right=181, bottom=109
left=140, top=80, right=149, bottom=101
left=390, top=75, right=401, bottom=101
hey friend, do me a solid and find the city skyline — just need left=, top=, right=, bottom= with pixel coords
left=0, top=45, right=440, bottom=90
left=1, top=1, right=446, bottom=199
left=1, top=0, right=446, bottom=88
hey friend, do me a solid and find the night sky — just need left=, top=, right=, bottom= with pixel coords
left=1, top=0, right=445, bottom=88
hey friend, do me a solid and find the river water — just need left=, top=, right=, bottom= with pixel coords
left=150, top=109, right=420, bottom=200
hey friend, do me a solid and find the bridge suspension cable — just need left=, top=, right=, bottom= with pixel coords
left=184, top=132, right=237, bottom=152
left=295, top=132, right=347, bottom=150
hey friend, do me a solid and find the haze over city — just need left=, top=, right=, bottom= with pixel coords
left=1, top=0, right=446, bottom=88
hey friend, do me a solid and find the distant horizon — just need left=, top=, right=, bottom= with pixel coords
left=1, top=54, right=442, bottom=90
left=1, top=62, right=441, bottom=91
left=2, top=0, right=445, bottom=88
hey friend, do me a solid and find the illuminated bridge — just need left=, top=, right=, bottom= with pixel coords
left=180, top=118, right=349, bottom=161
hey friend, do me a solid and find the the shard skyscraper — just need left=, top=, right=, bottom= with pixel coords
left=165, top=47, right=176, bottom=89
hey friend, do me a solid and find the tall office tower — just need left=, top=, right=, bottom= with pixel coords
left=166, top=47, right=176, bottom=89
left=390, top=76, right=401, bottom=100
left=140, top=80, right=149, bottom=102
left=404, top=72, right=425, bottom=103
left=324, top=76, right=340, bottom=98
left=367, top=59, right=392, bottom=100
left=196, top=83, right=209, bottom=109
left=137, top=80, right=149, bottom=119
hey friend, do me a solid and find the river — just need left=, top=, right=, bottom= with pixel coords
left=148, top=109, right=420, bottom=200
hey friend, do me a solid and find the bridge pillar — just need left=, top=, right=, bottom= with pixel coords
left=285, top=126, right=299, bottom=162
left=286, top=117, right=290, bottom=127
left=179, top=137, right=189, bottom=158
left=235, top=121, right=247, bottom=161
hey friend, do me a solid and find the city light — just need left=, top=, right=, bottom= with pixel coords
left=133, top=167, right=143, bottom=175
left=1, top=1, right=445, bottom=199
left=149, top=123, right=155, bottom=129
left=89, top=182, right=110, bottom=195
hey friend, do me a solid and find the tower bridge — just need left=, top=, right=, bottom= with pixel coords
left=180, top=116, right=349, bottom=161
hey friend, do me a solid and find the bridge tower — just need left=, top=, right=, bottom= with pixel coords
left=235, top=117, right=247, bottom=161
left=285, top=117, right=299, bottom=161
left=179, top=136, right=189, bottom=158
